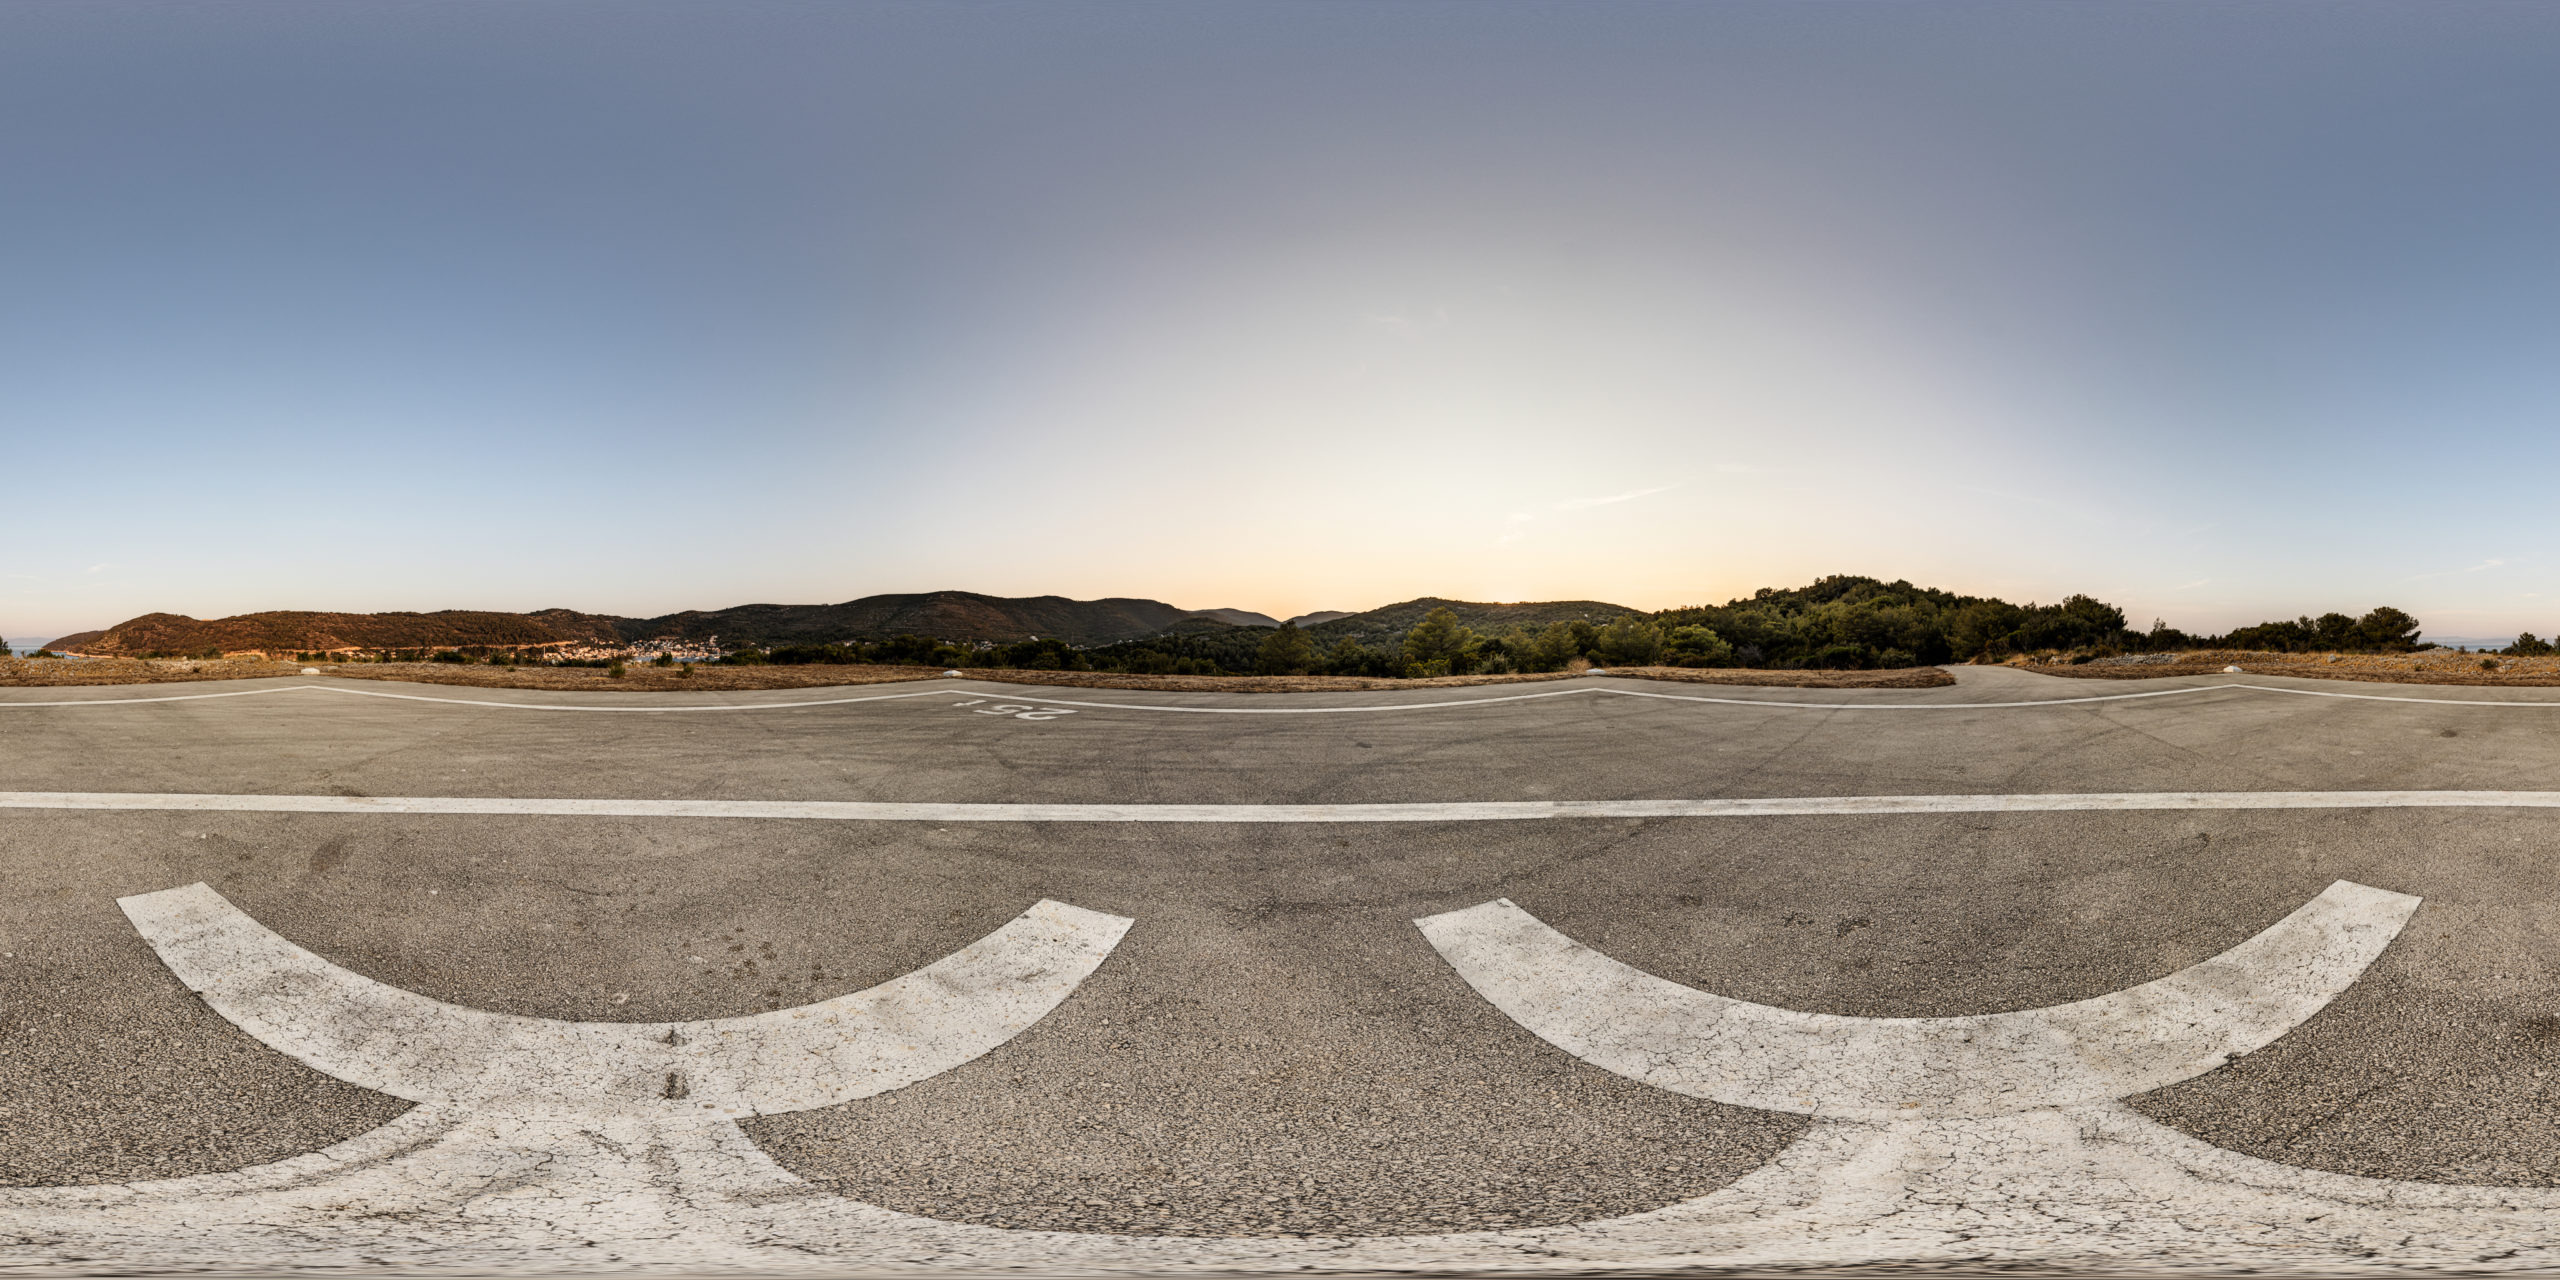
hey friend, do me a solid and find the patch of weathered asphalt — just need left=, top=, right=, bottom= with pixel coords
left=745, top=894, right=1800, bottom=1237
left=2129, top=813, right=2560, bottom=1184
left=0, top=812, right=1805, bottom=1233
left=9, top=668, right=2560, bottom=809
left=14, top=667, right=2560, bottom=1230
left=0, top=811, right=1023, bottom=1186
left=0, top=824, right=410, bottom=1185
left=1470, top=804, right=2560, bottom=1188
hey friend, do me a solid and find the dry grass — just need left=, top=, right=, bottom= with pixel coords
left=319, top=663, right=944, bottom=692
left=0, top=657, right=307, bottom=686
left=0, top=657, right=942, bottom=692
left=2, top=657, right=1953, bottom=693
left=2014, top=649, right=2560, bottom=687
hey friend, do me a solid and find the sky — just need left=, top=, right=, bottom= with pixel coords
left=7, top=1, right=2560, bottom=641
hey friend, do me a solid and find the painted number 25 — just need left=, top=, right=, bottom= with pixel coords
left=952, top=700, right=1076, bottom=721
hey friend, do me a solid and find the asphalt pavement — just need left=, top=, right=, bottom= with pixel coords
left=5, top=666, right=2560, bottom=1263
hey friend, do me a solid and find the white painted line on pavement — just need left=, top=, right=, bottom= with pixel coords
left=121, top=883, right=1133, bottom=1114
left=1415, top=882, right=2417, bottom=1120
left=0, top=682, right=957, bottom=711
left=9, top=788, right=2560, bottom=821
left=27, top=879, right=2560, bottom=1271
left=10, top=676, right=2560, bottom=714
left=0, top=684, right=323, bottom=708
left=8, top=884, right=1141, bottom=1258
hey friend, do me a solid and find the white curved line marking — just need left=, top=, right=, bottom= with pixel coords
left=10, top=676, right=2560, bottom=713
left=32, top=879, right=2560, bottom=1269
left=1415, top=883, right=2416, bottom=1119
left=119, top=883, right=1131, bottom=1114
left=13, top=788, right=2560, bottom=821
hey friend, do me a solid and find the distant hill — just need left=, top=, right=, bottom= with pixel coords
left=1284, top=610, right=1352, bottom=628
left=1304, top=597, right=1638, bottom=644
left=52, top=592, right=1280, bottom=656
left=55, top=610, right=579, bottom=657
left=627, top=592, right=1236, bottom=648
left=1184, top=607, right=1280, bottom=629
left=524, top=609, right=651, bottom=646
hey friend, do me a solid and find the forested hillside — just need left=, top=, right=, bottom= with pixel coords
left=1301, top=598, right=1635, bottom=645
left=730, top=578, right=2436, bottom=677
left=52, top=610, right=593, bottom=658
left=44, top=577, right=2442, bottom=673
left=52, top=593, right=1274, bottom=656
left=628, top=592, right=1259, bottom=648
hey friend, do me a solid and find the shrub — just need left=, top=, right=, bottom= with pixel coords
left=1314, top=637, right=1396, bottom=677
left=1400, top=608, right=1477, bottom=675
left=1594, top=615, right=1666, bottom=666
left=1813, top=643, right=1868, bottom=669
left=1256, top=623, right=1314, bottom=675
left=607, top=660, right=627, bottom=678
left=1515, top=621, right=1582, bottom=672
left=1662, top=624, right=1733, bottom=667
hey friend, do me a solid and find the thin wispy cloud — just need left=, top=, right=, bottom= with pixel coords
left=1554, top=485, right=1676, bottom=513
left=1498, top=484, right=1680, bottom=545
left=1363, top=307, right=1449, bottom=335
left=2410, top=558, right=2522, bottom=582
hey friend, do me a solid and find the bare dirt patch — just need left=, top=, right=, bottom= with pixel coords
left=2012, top=650, right=2560, bottom=687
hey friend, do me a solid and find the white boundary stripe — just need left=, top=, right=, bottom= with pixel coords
left=9, top=788, right=2560, bottom=822
left=6, top=676, right=2560, bottom=713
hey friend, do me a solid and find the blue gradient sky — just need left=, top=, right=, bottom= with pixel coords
left=7, top=1, right=2560, bottom=640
